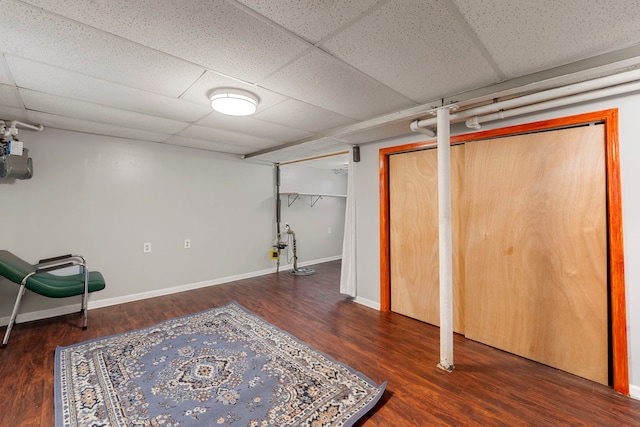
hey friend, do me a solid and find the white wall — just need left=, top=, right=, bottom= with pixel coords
left=353, top=93, right=640, bottom=394
left=0, top=128, right=344, bottom=322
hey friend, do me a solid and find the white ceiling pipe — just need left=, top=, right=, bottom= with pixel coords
left=10, top=120, right=44, bottom=132
left=409, top=120, right=436, bottom=137
left=411, top=67, right=640, bottom=132
left=465, top=79, right=640, bottom=129
left=465, top=115, right=483, bottom=130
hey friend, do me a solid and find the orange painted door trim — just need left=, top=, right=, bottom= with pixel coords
left=379, top=109, right=629, bottom=395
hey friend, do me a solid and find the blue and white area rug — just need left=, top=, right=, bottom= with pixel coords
left=55, top=302, right=386, bottom=426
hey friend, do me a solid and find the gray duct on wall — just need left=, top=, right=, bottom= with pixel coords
left=0, top=149, right=33, bottom=179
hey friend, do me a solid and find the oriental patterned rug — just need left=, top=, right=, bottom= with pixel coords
left=55, top=302, right=386, bottom=426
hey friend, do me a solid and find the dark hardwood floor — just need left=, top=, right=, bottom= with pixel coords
left=1, top=260, right=640, bottom=426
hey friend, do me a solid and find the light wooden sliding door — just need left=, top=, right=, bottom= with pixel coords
left=464, top=125, right=608, bottom=385
left=388, top=124, right=608, bottom=385
left=389, top=146, right=465, bottom=333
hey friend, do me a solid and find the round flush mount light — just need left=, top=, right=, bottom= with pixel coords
left=209, top=88, right=259, bottom=116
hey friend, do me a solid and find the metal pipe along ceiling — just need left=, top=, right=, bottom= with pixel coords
left=410, top=67, right=640, bottom=134
left=465, top=79, right=640, bottom=129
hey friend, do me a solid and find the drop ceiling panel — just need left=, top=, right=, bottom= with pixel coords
left=19, top=89, right=189, bottom=134
left=179, top=125, right=280, bottom=150
left=164, top=136, right=250, bottom=155
left=3, top=0, right=639, bottom=162
left=0, top=57, right=13, bottom=85
left=0, top=84, right=21, bottom=108
left=197, top=114, right=312, bottom=142
left=26, top=111, right=171, bottom=143
left=6, top=56, right=210, bottom=122
left=0, top=105, right=28, bottom=122
left=255, top=99, right=356, bottom=133
left=180, top=71, right=287, bottom=110
left=21, top=0, right=310, bottom=83
left=322, top=0, right=500, bottom=103
left=3, top=1, right=204, bottom=97
left=260, top=50, right=417, bottom=120
left=337, top=119, right=418, bottom=145
left=235, top=0, right=381, bottom=43
left=453, top=0, right=640, bottom=77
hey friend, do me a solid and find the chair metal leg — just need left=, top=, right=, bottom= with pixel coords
left=2, top=284, right=27, bottom=347
left=82, top=263, right=88, bottom=330
left=81, top=295, right=88, bottom=330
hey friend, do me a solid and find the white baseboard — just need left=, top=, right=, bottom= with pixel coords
left=0, top=303, right=85, bottom=327
left=0, top=256, right=342, bottom=327
left=89, top=266, right=279, bottom=311
left=278, top=255, right=342, bottom=272
left=630, top=384, right=640, bottom=400
left=353, top=296, right=380, bottom=311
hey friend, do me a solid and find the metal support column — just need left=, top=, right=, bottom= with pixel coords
left=436, top=105, right=457, bottom=372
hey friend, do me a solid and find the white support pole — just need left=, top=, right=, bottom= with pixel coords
left=436, top=105, right=455, bottom=372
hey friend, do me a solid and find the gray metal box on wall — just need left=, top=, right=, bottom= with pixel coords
left=0, top=149, right=33, bottom=179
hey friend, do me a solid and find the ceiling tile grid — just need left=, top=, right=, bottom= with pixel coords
left=19, top=0, right=310, bottom=83
left=2, top=0, right=640, bottom=163
left=19, top=89, right=190, bottom=135
left=3, top=1, right=205, bottom=98
left=234, top=0, right=383, bottom=43
left=196, top=113, right=312, bottom=142
left=26, top=110, right=171, bottom=143
left=0, top=57, right=14, bottom=85
left=179, top=70, right=288, bottom=110
left=254, top=98, right=357, bottom=133
left=0, top=84, right=22, bottom=109
left=6, top=56, right=211, bottom=123
left=178, top=124, right=281, bottom=151
left=0, top=105, right=29, bottom=124
left=321, top=0, right=501, bottom=104
left=163, top=135, right=252, bottom=155
left=453, top=0, right=640, bottom=78
left=259, top=49, right=417, bottom=120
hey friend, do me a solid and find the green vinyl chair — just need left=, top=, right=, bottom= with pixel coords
left=0, top=250, right=106, bottom=347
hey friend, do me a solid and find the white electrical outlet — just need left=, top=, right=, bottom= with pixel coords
left=328, top=227, right=332, bottom=234
left=143, top=242, right=151, bottom=253
left=184, top=239, right=191, bottom=249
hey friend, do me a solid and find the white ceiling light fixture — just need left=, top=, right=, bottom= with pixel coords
left=209, top=88, right=259, bottom=116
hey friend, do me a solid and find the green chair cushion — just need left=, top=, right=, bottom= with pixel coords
left=0, top=250, right=35, bottom=284
left=26, top=271, right=106, bottom=298
left=0, top=250, right=106, bottom=298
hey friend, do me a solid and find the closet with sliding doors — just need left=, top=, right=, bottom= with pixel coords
left=386, top=113, right=620, bottom=387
